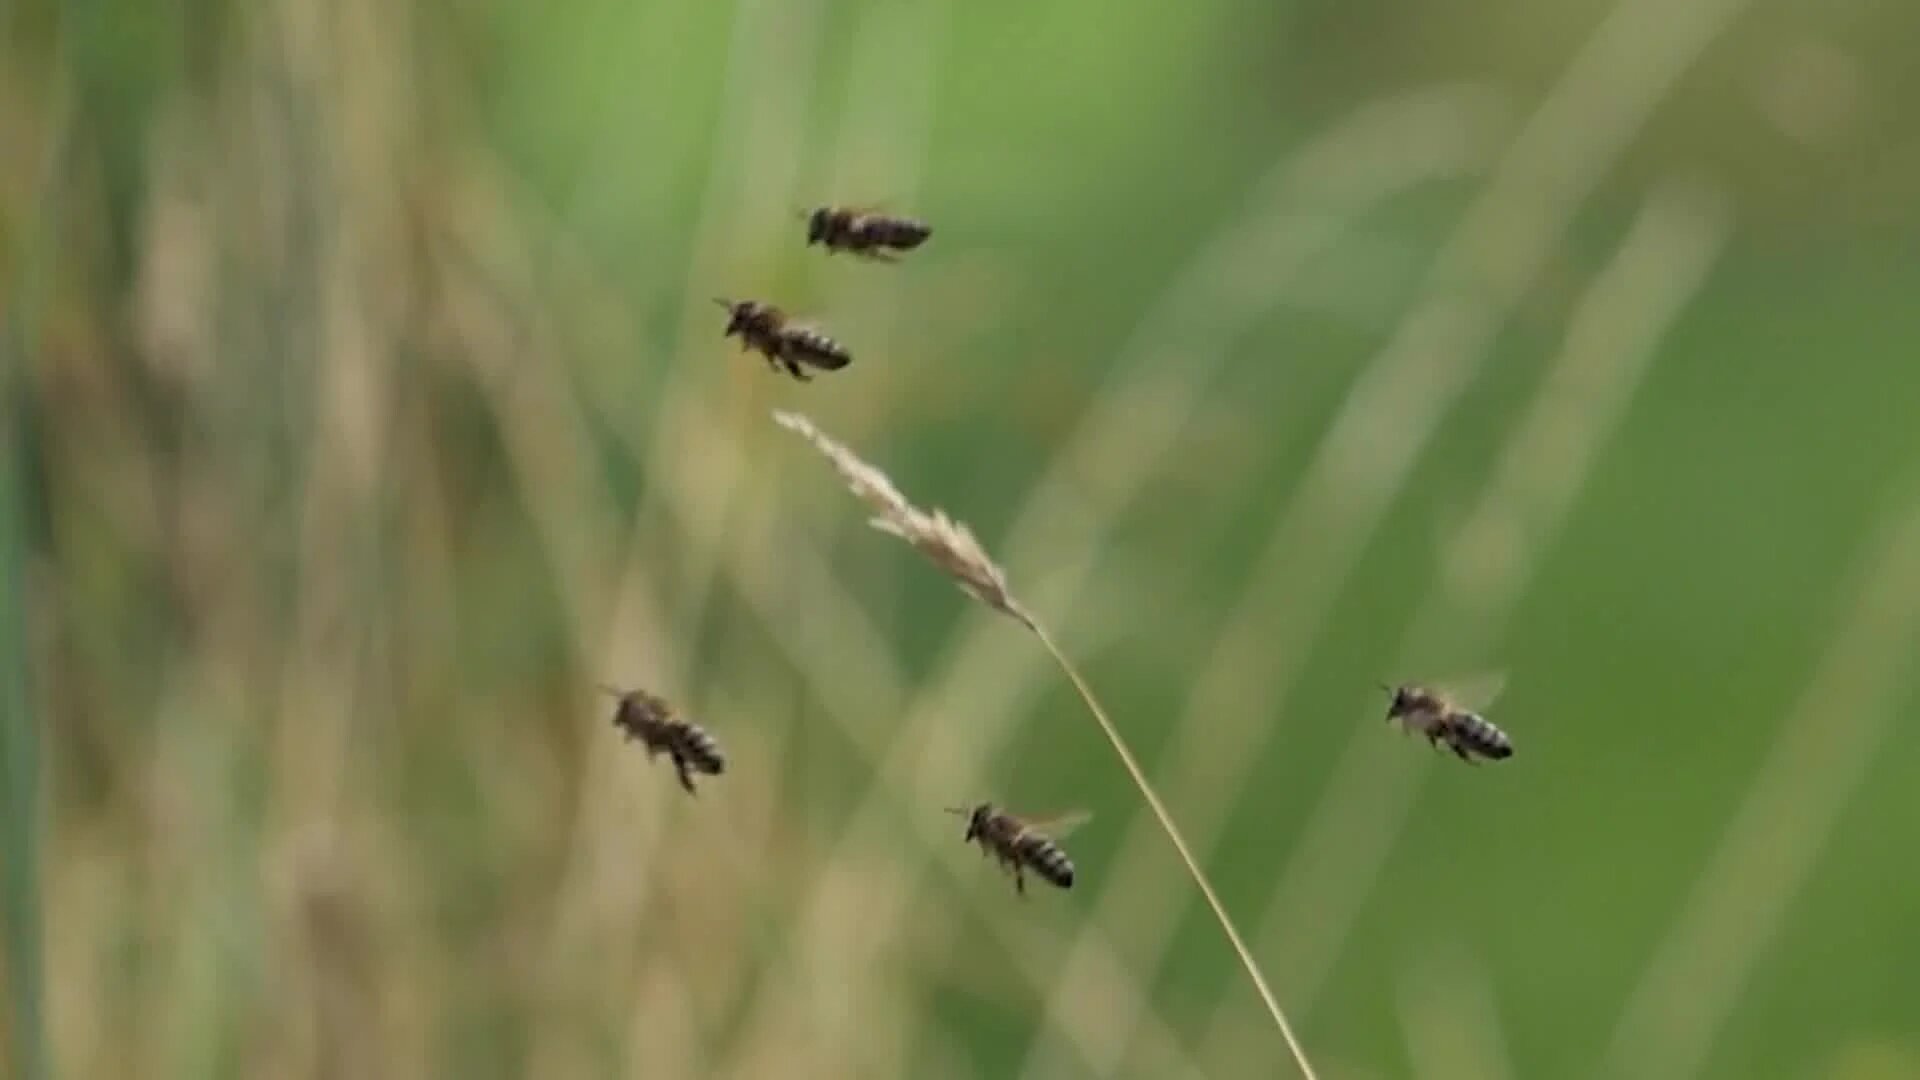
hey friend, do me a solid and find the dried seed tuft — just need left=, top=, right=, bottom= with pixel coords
left=773, top=410, right=1033, bottom=628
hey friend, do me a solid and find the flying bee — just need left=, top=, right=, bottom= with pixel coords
left=802, top=205, right=933, bottom=262
left=597, top=684, right=727, bottom=794
left=1378, top=672, right=1514, bottom=764
left=713, top=297, right=852, bottom=382
left=943, top=803, right=1089, bottom=896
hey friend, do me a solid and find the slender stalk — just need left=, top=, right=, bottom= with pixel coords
left=1031, top=622, right=1318, bottom=1080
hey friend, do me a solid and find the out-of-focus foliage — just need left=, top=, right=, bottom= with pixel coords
left=5, top=1, right=1919, bottom=1077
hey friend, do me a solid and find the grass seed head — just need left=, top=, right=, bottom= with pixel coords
left=772, top=410, right=1033, bottom=629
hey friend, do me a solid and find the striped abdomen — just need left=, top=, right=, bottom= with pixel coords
left=778, top=326, right=852, bottom=371
left=664, top=719, right=726, bottom=777
left=848, top=215, right=931, bottom=252
left=1016, top=831, right=1075, bottom=890
left=1441, top=711, right=1513, bottom=762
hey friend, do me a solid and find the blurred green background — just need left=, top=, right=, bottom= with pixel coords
left=5, top=0, right=1920, bottom=1077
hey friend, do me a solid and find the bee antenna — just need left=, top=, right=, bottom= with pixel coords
left=712, top=297, right=735, bottom=310
left=1375, top=681, right=1395, bottom=693
left=594, top=682, right=626, bottom=699
left=941, top=806, right=970, bottom=817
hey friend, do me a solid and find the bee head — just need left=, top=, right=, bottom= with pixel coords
left=967, top=804, right=993, bottom=841
left=597, top=683, right=643, bottom=738
left=944, top=803, right=989, bottom=842
left=805, top=208, right=830, bottom=246
left=1377, top=681, right=1411, bottom=720
left=713, top=297, right=747, bottom=337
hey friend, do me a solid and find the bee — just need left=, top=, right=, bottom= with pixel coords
left=597, top=684, right=727, bottom=794
left=802, top=205, right=932, bottom=262
left=1378, top=672, right=1514, bottom=764
left=944, top=803, right=1089, bottom=896
left=713, top=297, right=852, bottom=382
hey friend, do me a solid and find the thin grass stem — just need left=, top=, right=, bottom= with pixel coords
left=1031, top=623, right=1319, bottom=1080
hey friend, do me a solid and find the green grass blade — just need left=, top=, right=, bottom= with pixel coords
left=0, top=364, right=45, bottom=1080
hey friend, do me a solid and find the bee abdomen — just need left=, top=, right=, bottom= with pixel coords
left=868, top=219, right=931, bottom=249
left=1019, top=837, right=1076, bottom=889
left=671, top=721, right=727, bottom=775
left=1457, top=714, right=1514, bottom=759
left=781, top=328, right=852, bottom=370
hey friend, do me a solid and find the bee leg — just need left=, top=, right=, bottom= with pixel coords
left=1449, top=743, right=1476, bottom=765
left=673, top=754, right=698, bottom=794
left=1014, top=867, right=1026, bottom=896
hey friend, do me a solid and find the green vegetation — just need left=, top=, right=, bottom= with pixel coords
left=6, top=0, right=1920, bottom=1077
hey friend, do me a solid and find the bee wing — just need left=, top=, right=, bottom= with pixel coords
left=1016, top=809, right=1092, bottom=839
left=1437, top=670, right=1507, bottom=713
left=772, top=309, right=822, bottom=333
left=845, top=201, right=925, bottom=228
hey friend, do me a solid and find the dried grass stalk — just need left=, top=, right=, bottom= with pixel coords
left=773, top=409, right=1318, bottom=1079
left=772, top=410, right=1033, bottom=629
